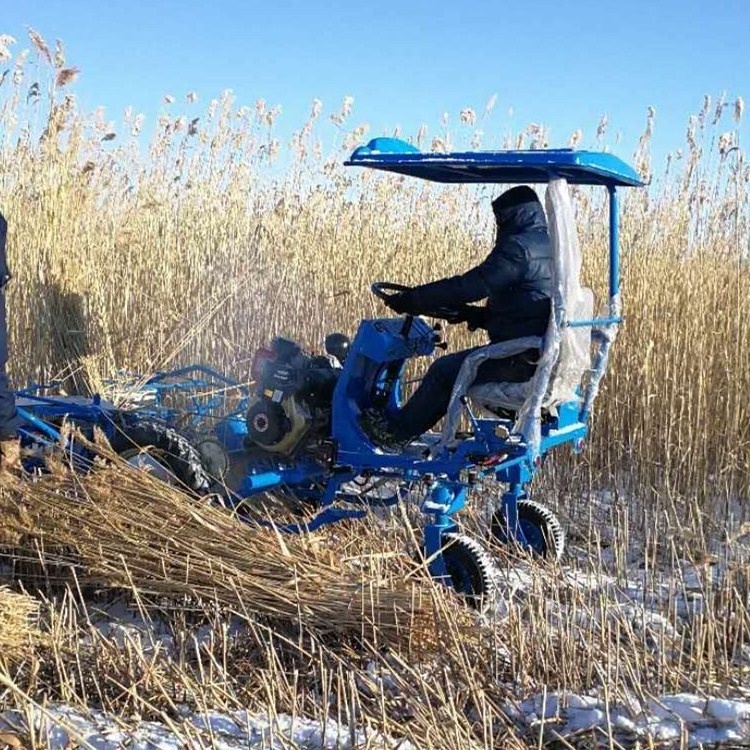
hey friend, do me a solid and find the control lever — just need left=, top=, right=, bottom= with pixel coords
left=399, top=314, right=414, bottom=338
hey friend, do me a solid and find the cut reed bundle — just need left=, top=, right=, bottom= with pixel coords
left=0, top=464, right=474, bottom=653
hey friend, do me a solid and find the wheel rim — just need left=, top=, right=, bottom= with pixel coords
left=444, top=552, right=477, bottom=595
left=438, top=533, right=498, bottom=609
left=518, top=518, right=547, bottom=555
left=445, top=557, right=482, bottom=598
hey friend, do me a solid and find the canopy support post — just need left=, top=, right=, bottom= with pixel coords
left=608, top=185, right=619, bottom=307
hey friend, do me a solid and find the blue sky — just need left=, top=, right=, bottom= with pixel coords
left=2, top=0, right=748, bottom=170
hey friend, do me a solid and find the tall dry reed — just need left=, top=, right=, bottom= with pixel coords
left=0, top=32, right=747, bottom=515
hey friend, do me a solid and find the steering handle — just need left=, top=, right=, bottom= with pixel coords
left=370, top=281, right=411, bottom=304
left=371, top=281, right=485, bottom=330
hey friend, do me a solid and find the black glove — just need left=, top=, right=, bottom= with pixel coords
left=386, top=289, right=419, bottom=315
left=446, top=306, right=488, bottom=331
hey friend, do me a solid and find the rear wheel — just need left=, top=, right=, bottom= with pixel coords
left=491, top=499, right=565, bottom=560
left=111, top=420, right=210, bottom=494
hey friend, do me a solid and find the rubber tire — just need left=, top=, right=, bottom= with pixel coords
left=111, top=420, right=210, bottom=495
left=491, top=499, right=565, bottom=561
left=421, top=533, right=497, bottom=610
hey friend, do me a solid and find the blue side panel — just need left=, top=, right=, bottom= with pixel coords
left=346, top=138, right=644, bottom=188
left=331, top=316, right=436, bottom=455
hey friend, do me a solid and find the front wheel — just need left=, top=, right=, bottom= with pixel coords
left=421, top=533, right=498, bottom=610
left=111, top=420, right=210, bottom=494
left=491, top=499, right=565, bottom=560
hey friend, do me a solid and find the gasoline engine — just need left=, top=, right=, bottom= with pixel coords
left=245, top=335, right=349, bottom=455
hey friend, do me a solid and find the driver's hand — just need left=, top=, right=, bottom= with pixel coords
left=440, top=310, right=467, bottom=325
left=448, top=306, right=488, bottom=331
left=387, top=290, right=418, bottom=314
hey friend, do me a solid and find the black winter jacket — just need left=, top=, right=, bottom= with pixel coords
left=408, top=199, right=552, bottom=343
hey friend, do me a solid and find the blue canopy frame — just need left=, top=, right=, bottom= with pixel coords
left=345, top=137, right=645, bottom=307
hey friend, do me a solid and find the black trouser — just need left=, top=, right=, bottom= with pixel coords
left=387, top=347, right=538, bottom=441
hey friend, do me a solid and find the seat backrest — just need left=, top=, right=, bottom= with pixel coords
left=467, top=285, right=594, bottom=414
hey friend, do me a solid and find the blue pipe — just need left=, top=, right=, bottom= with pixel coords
left=566, top=317, right=621, bottom=328
left=16, top=406, right=64, bottom=442
left=609, top=186, right=620, bottom=301
left=241, top=471, right=284, bottom=493
left=148, top=365, right=244, bottom=389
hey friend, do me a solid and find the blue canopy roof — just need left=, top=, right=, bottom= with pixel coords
left=345, top=137, right=644, bottom=188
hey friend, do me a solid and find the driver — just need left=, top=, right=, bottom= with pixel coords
left=363, top=185, right=552, bottom=448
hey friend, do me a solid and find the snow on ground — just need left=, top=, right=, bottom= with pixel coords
left=0, top=705, right=413, bottom=750
left=8, top=549, right=746, bottom=750
left=483, top=524, right=750, bottom=746
left=503, top=691, right=750, bottom=747
left=2, top=686, right=749, bottom=748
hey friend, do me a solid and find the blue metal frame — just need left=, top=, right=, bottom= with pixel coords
left=14, top=366, right=251, bottom=474
left=13, top=390, right=127, bottom=473
left=216, top=314, right=589, bottom=558
left=107, top=365, right=251, bottom=435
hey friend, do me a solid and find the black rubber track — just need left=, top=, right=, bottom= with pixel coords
left=110, top=419, right=211, bottom=494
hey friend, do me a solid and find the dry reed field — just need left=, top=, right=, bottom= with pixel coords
left=0, top=30, right=749, bottom=749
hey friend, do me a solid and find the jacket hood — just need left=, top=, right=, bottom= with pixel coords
left=494, top=199, right=548, bottom=236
